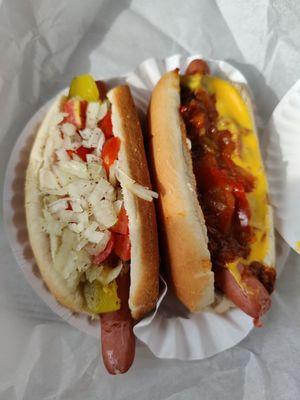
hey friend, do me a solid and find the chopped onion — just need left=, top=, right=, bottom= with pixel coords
left=116, top=168, right=158, bottom=201
left=92, top=199, right=117, bottom=228
left=54, top=228, right=76, bottom=275
left=98, top=101, right=108, bottom=120
left=58, top=160, right=89, bottom=179
left=113, top=199, right=123, bottom=215
left=48, top=198, right=68, bottom=213
left=87, top=162, right=106, bottom=181
left=82, top=128, right=104, bottom=149
left=94, top=129, right=105, bottom=156
left=85, top=265, right=104, bottom=283
left=92, top=261, right=123, bottom=286
left=63, top=134, right=80, bottom=150
left=56, top=148, right=70, bottom=162
left=61, top=123, right=76, bottom=137
left=50, top=234, right=59, bottom=261
left=86, top=102, right=101, bottom=129
left=86, top=154, right=99, bottom=163
left=42, top=209, right=65, bottom=235
left=80, top=128, right=93, bottom=140
left=39, top=168, right=60, bottom=190
left=51, top=112, right=67, bottom=127
left=85, top=230, right=111, bottom=255
left=88, top=178, right=115, bottom=206
left=76, top=238, right=88, bottom=252
left=70, top=198, right=83, bottom=212
left=52, top=165, right=74, bottom=186
left=109, top=161, right=117, bottom=186
left=67, top=180, right=95, bottom=198
left=83, top=221, right=105, bottom=244
left=186, top=137, right=192, bottom=150
left=76, top=249, right=91, bottom=273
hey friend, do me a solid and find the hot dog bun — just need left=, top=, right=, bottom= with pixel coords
left=149, top=71, right=214, bottom=311
left=149, top=69, right=275, bottom=313
left=25, top=85, right=159, bottom=320
left=108, top=86, right=159, bottom=320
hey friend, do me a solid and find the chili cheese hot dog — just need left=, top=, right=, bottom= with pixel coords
left=149, top=59, right=276, bottom=325
left=25, top=75, right=159, bottom=373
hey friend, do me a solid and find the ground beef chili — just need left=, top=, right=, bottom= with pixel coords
left=180, top=77, right=275, bottom=294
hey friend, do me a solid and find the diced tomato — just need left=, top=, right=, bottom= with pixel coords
left=110, top=207, right=129, bottom=235
left=102, top=137, right=120, bottom=174
left=98, top=111, right=113, bottom=139
left=76, top=146, right=95, bottom=162
left=66, top=146, right=95, bottom=162
left=62, top=99, right=87, bottom=129
left=114, top=234, right=131, bottom=262
left=93, top=235, right=115, bottom=265
left=66, top=149, right=74, bottom=158
left=80, top=101, right=88, bottom=129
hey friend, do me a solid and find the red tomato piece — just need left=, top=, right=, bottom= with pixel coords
left=66, top=146, right=95, bottom=162
left=66, top=149, right=74, bottom=159
left=75, top=146, right=95, bottom=162
left=110, top=207, right=129, bottom=235
left=114, top=234, right=131, bottom=262
left=102, top=137, right=121, bottom=173
left=93, top=235, right=115, bottom=265
left=98, top=111, right=113, bottom=139
left=62, top=99, right=87, bottom=129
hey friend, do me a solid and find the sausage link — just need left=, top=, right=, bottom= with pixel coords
left=215, top=264, right=271, bottom=323
left=100, top=269, right=135, bottom=374
left=185, top=59, right=210, bottom=75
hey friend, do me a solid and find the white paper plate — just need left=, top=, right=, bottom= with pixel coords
left=264, top=79, right=300, bottom=254
left=3, top=55, right=290, bottom=361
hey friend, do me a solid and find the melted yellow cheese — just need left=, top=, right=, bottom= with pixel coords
left=202, top=76, right=269, bottom=268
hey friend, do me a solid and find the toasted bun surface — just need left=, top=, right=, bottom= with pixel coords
left=25, top=85, right=159, bottom=320
left=149, top=71, right=214, bottom=312
left=108, top=85, right=159, bottom=320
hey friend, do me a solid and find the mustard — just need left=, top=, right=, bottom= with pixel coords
left=182, top=73, right=269, bottom=269
left=205, top=75, right=269, bottom=268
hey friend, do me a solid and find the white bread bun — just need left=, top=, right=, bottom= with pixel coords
left=149, top=71, right=214, bottom=312
left=148, top=70, right=275, bottom=313
left=25, top=85, right=159, bottom=320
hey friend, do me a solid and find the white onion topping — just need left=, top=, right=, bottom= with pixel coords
left=39, top=104, right=128, bottom=287
left=116, top=167, right=158, bottom=201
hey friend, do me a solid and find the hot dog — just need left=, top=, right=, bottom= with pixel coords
left=25, top=75, right=159, bottom=373
left=149, top=59, right=276, bottom=323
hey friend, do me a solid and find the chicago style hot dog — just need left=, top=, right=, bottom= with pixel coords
left=25, top=75, right=159, bottom=373
left=149, top=59, right=276, bottom=325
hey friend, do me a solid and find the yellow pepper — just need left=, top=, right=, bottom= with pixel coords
left=68, top=74, right=100, bottom=102
left=84, top=280, right=120, bottom=314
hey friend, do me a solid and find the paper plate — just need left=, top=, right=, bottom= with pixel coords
left=264, top=79, right=300, bottom=254
left=3, top=55, right=290, bottom=360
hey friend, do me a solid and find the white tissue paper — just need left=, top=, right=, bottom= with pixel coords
left=1, top=1, right=300, bottom=399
